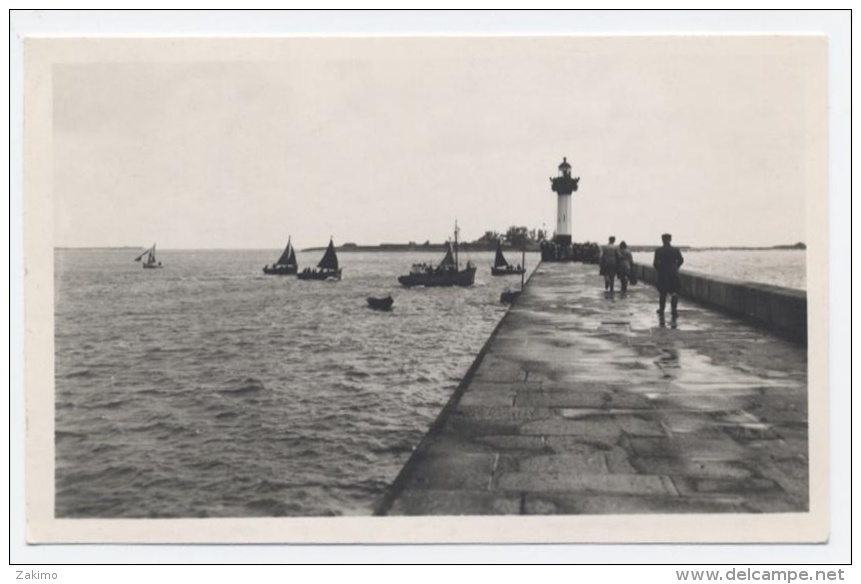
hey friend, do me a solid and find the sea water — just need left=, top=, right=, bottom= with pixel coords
left=54, top=248, right=529, bottom=517
left=632, top=249, right=806, bottom=291
left=54, top=248, right=804, bottom=517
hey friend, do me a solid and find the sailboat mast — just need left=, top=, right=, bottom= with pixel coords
left=521, top=239, right=526, bottom=289
left=454, top=221, right=459, bottom=270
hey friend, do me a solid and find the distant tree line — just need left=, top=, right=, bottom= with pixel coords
left=472, top=226, right=549, bottom=249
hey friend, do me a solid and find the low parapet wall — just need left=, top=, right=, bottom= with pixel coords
left=632, top=265, right=807, bottom=344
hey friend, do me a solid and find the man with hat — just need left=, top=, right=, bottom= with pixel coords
left=653, top=233, right=684, bottom=318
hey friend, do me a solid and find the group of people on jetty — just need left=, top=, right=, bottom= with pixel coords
left=598, top=233, right=685, bottom=319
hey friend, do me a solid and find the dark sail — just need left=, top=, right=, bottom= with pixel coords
left=276, top=239, right=296, bottom=266
left=438, top=242, right=456, bottom=270
left=263, top=238, right=298, bottom=274
left=317, top=239, right=339, bottom=270
left=135, top=244, right=156, bottom=263
left=134, top=245, right=152, bottom=262
left=490, top=239, right=525, bottom=276
left=137, top=243, right=162, bottom=268
left=493, top=240, right=509, bottom=268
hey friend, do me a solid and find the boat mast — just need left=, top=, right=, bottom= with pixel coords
left=454, top=220, right=459, bottom=270
left=521, top=238, right=526, bottom=289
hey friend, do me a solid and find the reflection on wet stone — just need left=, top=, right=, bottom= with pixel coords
left=380, top=263, right=808, bottom=516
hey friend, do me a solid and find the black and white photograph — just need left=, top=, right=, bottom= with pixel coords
left=15, top=12, right=846, bottom=559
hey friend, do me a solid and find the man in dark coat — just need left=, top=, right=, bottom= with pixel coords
left=653, top=233, right=684, bottom=318
left=599, top=236, right=619, bottom=292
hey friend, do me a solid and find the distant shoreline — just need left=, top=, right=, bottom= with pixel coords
left=55, top=243, right=806, bottom=253
left=306, top=243, right=807, bottom=253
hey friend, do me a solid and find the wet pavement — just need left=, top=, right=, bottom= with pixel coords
left=377, top=262, right=809, bottom=516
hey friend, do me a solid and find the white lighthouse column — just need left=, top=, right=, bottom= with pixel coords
left=549, top=156, right=578, bottom=256
left=556, top=193, right=571, bottom=240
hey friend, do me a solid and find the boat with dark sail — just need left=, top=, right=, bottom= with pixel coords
left=263, top=237, right=298, bottom=275
left=134, top=244, right=162, bottom=269
left=397, top=223, right=476, bottom=288
left=490, top=240, right=526, bottom=276
left=297, top=238, right=342, bottom=281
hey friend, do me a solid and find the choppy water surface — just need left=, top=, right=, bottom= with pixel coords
left=54, top=249, right=535, bottom=518
left=55, top=247, right=804, bottom=518
left=632, top=249, right=806, bottom=291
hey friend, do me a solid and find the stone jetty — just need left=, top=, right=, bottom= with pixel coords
left=375, top=262, right=809, bottom=516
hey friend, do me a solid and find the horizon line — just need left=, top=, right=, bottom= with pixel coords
left=54, top=242, right=807, bottom=251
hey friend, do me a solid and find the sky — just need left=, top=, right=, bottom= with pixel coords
left=51, top=36, right=825, bottom=250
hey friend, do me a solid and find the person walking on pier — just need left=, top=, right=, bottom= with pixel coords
left=616, top=241, right=634, bottom=293
left=599, top=236, right=619, bottom=293
left=653, top=233, right=684, bottom=318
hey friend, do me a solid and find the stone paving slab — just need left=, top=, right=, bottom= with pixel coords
left=497, top=472, right=678, bottom=495
left=458, top=392, right=517, bottom=407
left=517, top=452, right=609, bottom=474
left=514, top=391, right=618, bottom=408
left=518, top=419, right=625, bottom=441
left=472, top=435, right=547, bottom=452
left=377, top=262, right=808, bottom=516
left=523, top=493, right=749, bottom=515
left=629, top=457, right=755, bottom=479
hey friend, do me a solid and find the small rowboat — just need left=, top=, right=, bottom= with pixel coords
left=500, top=290, right=521, bottom=304
left=367, top=295, right=394, bottom=311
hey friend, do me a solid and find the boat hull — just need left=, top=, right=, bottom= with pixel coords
left=367, top=296, right=394, bottom=311
left=491, top=266, right=526, bottom=276
left=500, top=290, right=522, bottom=304
left=263, top=265, right=298, bottom=275
left=297, top=269, right=342, bottom=281
left=398, top=267, right=476, bottom=288
left=142, top=263, right=162, bottom=269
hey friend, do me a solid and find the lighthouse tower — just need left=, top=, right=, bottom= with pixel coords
left=550, top=156, right=580, bottom=247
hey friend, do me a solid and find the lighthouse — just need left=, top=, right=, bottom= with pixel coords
left=550, top=156, right=580, bottom=248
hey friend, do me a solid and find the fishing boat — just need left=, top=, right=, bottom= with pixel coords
left=297, top=238, right=342, bottom=281
left=366, top=295, right=394, bottom=311
left=490, top=240, right=526, bottom=276
left=263, top=237, right=298, bottom=275
left=397, top=222, right=476, bottom=288
left=134, top=244, right=162, bottom=269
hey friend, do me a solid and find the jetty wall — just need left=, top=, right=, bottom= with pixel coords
left=632, top=265, right=807, bottom=344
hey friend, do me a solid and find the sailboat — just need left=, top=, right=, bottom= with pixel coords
left=297, top=238, right=342, bottom=281
left=263, top=237, right=298, bottom=275
left=134, top=244, right=162, bottom=269
left=490, top=240, right=526, bottom=276
left=397, top=222, right=476, bottom=288
left=500, top=242, right=527, bottom=304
